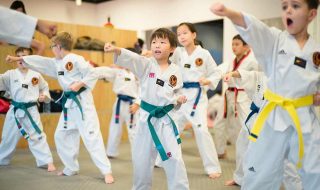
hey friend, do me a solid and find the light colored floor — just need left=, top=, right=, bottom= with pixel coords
left=0, top=134, right=240, bottom=190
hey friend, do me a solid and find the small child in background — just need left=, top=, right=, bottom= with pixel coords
left=0, top=47, right=55, bottom=172
left=170, top=22, right=222, bottom=179
left=94, top=61, right=140, bottom=159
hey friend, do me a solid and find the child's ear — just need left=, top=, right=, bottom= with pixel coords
left=308, top=9, right=317, bottom=22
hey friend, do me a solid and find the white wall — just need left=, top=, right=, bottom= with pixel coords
left=97, top=0, right=282, bottom=62
left=1, top=0, right=283, bottom=61
left=0, top=0, right=99, bottom=26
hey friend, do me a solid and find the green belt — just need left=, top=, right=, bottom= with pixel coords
left=61, top=87, right=86, bottom=128
left=12, top=100, right=40, bottom=139
left=140, top=100, right=181, bottom=161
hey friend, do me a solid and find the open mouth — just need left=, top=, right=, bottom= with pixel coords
left=287, top=18, right=293, bottom=27
left=154, top=50, right=161, bottom=54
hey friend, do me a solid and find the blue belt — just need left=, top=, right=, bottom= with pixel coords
left=61, top=87, right=86, bottom=128
left=140, top=100, right=181, bottom=161
left=12, top=100, right=39, bottom=139
left=183, top=82, right=201, bottom=117
left=115, top=94, right=135, bottom=128
left=244, top=102, right=260, bottom=134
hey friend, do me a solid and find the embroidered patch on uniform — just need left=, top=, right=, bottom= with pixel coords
left=184, top=64, right=191, bottom=68
left=313, top=52, right=320, bottom=68
left=195, top=58, right=203, bottom=66
left=22, top=84, right=28, bottom=89
left=58, top=71, right=64, bottom=75
left=149, top=72, right=155, bottom=78
left=169, top=75, right=177, bottom=87
left=14, top=79, right=19, bottom=83
left=31, top=77, right=39, bottom=85
left=156, top=78, right=164, bottom=87
left=124, top=77, right=131, bottom=81
left=65, top=62, right=73, bottom=71
left=167, top=152, right=172, bottom=157
left=293, top=57, right=306, bottom=69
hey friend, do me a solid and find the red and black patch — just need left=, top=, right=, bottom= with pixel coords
left=65, top=62, right=73, bottom=71
left=169, top=75, right=177, bottom=87
left=195, top=58, right=203, bottom=66
left=31, top=77, right=39, bottom=85
left=313, top=52, right=320, bottom=68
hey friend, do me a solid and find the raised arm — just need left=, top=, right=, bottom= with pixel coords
left=93, top=66, right=117, bottom=82
left=6, top=55, right=58, bottom=78
left=104, top=43, right=150, bottom=79
left=210, top=3, right=247, bottom=28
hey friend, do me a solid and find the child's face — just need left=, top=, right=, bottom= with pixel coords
left=281, top=0, right=316, bottom=36
left=177, top=25, right=196, bottom=47
left=232, top=39, right=248, bottom=57
left=16, top=50, right=29, bottom=69
left=150, top=37, right=174, bottom=61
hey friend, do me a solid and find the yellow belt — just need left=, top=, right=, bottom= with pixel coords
left=249, top=89, right=313, bottom=168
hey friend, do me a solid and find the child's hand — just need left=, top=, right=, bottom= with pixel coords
left=210, top=2, right=227, bottom=16
left=314, top=92, right=320, bottom=106
left=69, top=81, right=85, bottom=92
left=104, top=42, right=115, bottom=52
left=177, top=95, right=187, bottom=104
left=6, top=55, right=21, bottom=63
left=104, top=43, right=121, bottom=55
left=129, top=103, right=140, bottom=114
left=199, top=77, right=211, bottom=86
left=223, top=72, right=233, bottom=82
left=38, top=94, right=46, bottom=102
left=36, top=20, right=57, bottom=39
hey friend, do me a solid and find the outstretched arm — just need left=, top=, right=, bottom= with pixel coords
left=210, top=2, right=247, bottom=28
left=104, top=42, right=150, bottom=79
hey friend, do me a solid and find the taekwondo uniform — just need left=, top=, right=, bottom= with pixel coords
left=115, top=48, right=189, bottom=190
left=0, top=69, right=53, bottom=167
left=214, top=49, right=259, bottom=156
left=235, top=13, right=320, bottom=190
left=170, top=45, right=222, bottom=174
left=0, top=6, right=37, bottom=47
left=94, top=66, right=139, bottom=157
left=22, top=53, right=112, bottom=176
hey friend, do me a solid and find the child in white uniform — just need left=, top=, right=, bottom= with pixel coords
left=214, top=35, right=259, bottom=158
left=6, top=32, right=114, bottom=184
left=104, top=28, right=189, bottom=190
left=94, top=65, right=140, bottom=158
left=211, top=1, right=320, bottom=189
left=224, top=69, right=303, bottom=190
left=0, top=47, right=55, bottom=172
left=171, top=22, right=222, bottom=178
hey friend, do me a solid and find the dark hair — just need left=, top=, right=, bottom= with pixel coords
left=15, top=47, right=33, bottom=55
left=178, top=22, right=203, bottom=46
left=305, top=0, right=319, bottom=9
left=10, top=1, right=26, bottom=14
left=150, top=28, right=178, bottom=48
left=232, top=34, right=248, bottom=46
left=137, top=38, right=144, bottom=48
